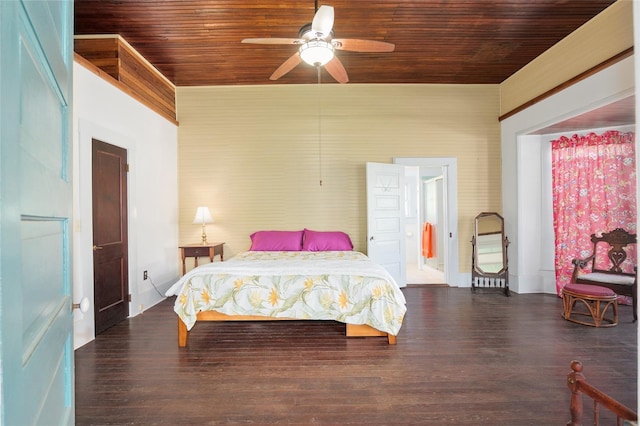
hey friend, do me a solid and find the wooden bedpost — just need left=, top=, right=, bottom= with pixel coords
left=178, top=318, right=188, bottom=347
left=566, top=360, right=584, bottom=426
left=565, top=359, right=637, bottom=425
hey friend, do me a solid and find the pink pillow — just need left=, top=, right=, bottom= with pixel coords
left=303, top=229, right=353, bottom=251
left=249, top=230, right=304, bottom=251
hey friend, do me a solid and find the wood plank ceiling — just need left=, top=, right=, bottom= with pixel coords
left=74, top=0, right=617, bottom=87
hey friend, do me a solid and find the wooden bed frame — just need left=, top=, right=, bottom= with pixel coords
left=177, top=311, right=397, bottom=346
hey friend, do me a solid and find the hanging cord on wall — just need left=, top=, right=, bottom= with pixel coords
left=146, top=273, right=166, bottom=298
left=317, top=66, right=323, bottom=186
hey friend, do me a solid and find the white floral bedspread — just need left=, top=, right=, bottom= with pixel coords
left=165, top=251, right=407, bottom=335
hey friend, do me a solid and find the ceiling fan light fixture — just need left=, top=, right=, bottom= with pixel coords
left=299, top=40, right=335, bottom=66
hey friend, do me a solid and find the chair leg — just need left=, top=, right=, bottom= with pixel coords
left=562, top=293, right=573, bottom=320
left=592, top=300, right=602, bottom=327
left=593, top=300, right=617, bottom=327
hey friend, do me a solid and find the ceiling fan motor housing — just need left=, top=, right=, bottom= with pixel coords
left=298, top=22, right=333, bottom=40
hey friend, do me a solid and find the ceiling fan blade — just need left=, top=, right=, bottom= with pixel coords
left=312, top=5, right=334, bottom=35
left=242, top=38, right=303, bottom=45
left=333, top=39, right=395, bottom=52
left=270, top=53, right=302, bottom=80
left=324, top=56, right=349, bottom=84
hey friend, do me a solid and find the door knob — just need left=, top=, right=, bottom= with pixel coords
left=369, top=236, right=375, bottom=241
left=93, top=245, right=103, bottom=251
left=73, top=297, right=90, bottom=313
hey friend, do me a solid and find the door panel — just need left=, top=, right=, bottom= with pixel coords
left=366, top=162, right=406, bottom=287
left=1, top=1, right=74, bottom=424
left=92, top=139, right=129, bottom=334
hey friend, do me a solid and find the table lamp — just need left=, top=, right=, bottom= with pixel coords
left=192, top=206, right=213, bottom=244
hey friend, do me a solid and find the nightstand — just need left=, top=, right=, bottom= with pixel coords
left=179, top=242, right=224, bottom=275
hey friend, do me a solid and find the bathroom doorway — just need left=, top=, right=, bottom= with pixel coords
left=395, top=157, right=458, bottom=285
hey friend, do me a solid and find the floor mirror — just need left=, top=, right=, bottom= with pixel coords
left=471, top=212, right=510, bottom=296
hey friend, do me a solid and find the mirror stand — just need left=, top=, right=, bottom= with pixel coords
left=471, top=212, right=510, bottom=296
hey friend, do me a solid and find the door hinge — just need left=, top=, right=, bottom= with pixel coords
left=128, top=294, right=132, bottom=302
left=126, top=163, right=130, bottom=172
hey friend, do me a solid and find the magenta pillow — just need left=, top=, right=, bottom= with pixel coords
left=302, top=229, right=353, bottom=251
left=249, top=230, right=304, bottom=251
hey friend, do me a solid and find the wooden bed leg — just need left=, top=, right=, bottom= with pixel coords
left=178, top=318, right=188, bottom=347
left=346, top=324, right=397, bottom=344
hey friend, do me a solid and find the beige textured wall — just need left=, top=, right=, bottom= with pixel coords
left=500, top=0, right=633, bottom=116
left=177, top=83, right=500, bottom=273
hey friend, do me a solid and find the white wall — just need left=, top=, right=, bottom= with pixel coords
left=72, top=62, right=179, bottom=349
left=501, top=55, right=635, bottom=294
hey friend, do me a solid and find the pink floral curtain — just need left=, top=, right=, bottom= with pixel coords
left=551, top=130, right=637, bottom=298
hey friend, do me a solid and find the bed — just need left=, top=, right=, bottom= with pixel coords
left=165, top=229, right=407, bottom=346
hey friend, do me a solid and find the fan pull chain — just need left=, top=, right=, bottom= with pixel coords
left=317, top=66, right=323, bottom=187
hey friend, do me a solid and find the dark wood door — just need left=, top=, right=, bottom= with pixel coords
left=92, top=139, right=129, bottom=334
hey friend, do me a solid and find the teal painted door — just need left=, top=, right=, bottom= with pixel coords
left=0, top=1, right=74, bottom=424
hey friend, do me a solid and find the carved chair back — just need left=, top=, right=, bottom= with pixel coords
left=588, top=228, right=636, bottom=276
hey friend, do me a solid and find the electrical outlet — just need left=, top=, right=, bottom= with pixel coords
left=143, top=270, right=148, bottom=280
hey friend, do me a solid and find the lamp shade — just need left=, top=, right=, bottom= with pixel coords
left=192, top=206, right=213, bottom=225
left=299, top=40, right=335, bottom=66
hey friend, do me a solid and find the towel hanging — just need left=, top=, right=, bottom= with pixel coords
left=422, top=222, right=435, bottom=258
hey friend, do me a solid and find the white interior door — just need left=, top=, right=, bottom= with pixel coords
left=0, top=1, right=75, bottom=424
left=366, top=162, right=406, bottom=287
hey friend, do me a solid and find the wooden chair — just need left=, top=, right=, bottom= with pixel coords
left=571, top=228, right=637, bottom=322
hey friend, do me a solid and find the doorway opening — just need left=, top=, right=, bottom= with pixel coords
left=407, top=176, right=447, bottom=284
left=394, top=157, right=458, bottom=286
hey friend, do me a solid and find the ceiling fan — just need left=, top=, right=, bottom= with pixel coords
left=241, top=4, right=395, bottom=84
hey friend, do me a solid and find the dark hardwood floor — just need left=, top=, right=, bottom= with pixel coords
left=75, top=286, right=637, bottom=425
